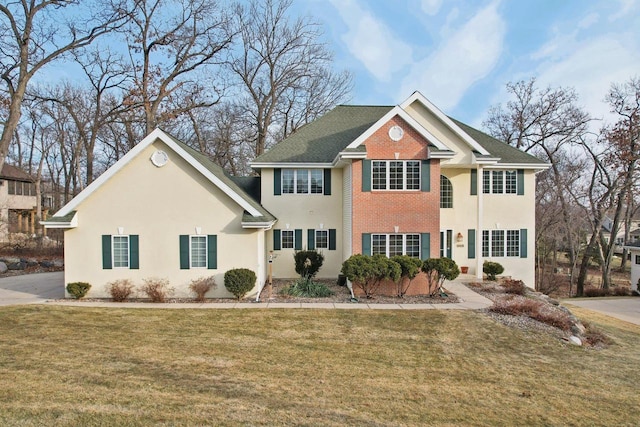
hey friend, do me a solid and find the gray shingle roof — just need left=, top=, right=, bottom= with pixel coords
left=253, top=105, right=393, bottom=163
left=252, top=104, right=546, bottom=166
left=43, top=210, right=76, bottom=224
left=164, top=134, right=276, bottom=223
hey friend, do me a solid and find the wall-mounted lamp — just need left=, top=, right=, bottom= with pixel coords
left=456, top=232, right=463, bottom=243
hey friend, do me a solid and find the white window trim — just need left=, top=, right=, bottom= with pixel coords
left=483, top=170, right=518, bottom=194
left=372, top=160, right=421, bottom=191
left=112, top=235, right=130, bottom=269
left=315, top=229, right=329, bottom=249
left=281, top=230, right=294, bottom=249
left=371, top=233, right=421, bottom=258
left=482, top=229, right=520, bottom=258
left=190, top=235, right=208, bottom=269
left=281, top=169, right=324, bottom=195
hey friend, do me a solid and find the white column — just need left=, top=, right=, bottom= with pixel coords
left=476, top=165, right=483, bottom=279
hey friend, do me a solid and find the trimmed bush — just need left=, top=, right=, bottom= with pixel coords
left=224, top=268, right=256, bottom=300
left=280, top=277, right=335, bottom=298
left=422, top=257, right=460, bottom=296
left=583, top=287, right=609, bottom=297
left=189, top=276, right=216, bottom=302
left=107, top=279, right=135, bottom=302
left=140, top=277, right=173, bottom=303
left=66, top=282, right=91, bottom=299
left=610, top=286, right=629, bottom=297
left=502, top=279, right=527, bottom=296
left=483, top=261, right=504, bottom=281
left=294, top=250, right=324, bottom=278
left=341, top=254, right=401, bottom=298
left=391, top=255, right=422, bottom=298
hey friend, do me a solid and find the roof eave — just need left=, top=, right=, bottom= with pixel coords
left=241, top=220, right=277, bottom=229
left=250, top=162, right=333, bottom=168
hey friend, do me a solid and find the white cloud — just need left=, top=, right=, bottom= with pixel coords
left=421, top=0, right=443, bottom=16
left=400, top=1, right=506, bottom=110
left=608, top=0, right=635, bottom=22
left=577, top=12, right=599, bottom=29
left=329, top=0, right=413, bottom=82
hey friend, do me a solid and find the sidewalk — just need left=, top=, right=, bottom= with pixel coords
left=43, top=279, right=493, bottom=310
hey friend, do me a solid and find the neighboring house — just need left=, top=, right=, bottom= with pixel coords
left=624, top=242, right=640, bottom=293
left=0, top=164, right=38, bottom=240
left=602, top=213, right=640, bottom=254
left=43, top=91, right=548, bottom=298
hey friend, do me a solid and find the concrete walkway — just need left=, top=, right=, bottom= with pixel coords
left=0, top=271, right=492, bottom=310
left=563, top=297, right=640, bottom=326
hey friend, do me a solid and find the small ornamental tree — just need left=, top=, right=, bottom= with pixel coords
left=341, top=254, right=401, bottom=298
left=224, top=268, right=256, bottom=300
left=390, top=255, right=423, bottom=298
left=294, top=250, right=324, bottom=278
left=483, top=261, right=504, bottom=281
left=422, top=258, right=460, bottom=296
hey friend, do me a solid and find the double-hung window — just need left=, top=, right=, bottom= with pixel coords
left=440, top=175, right=453, bottom=208
left=372, top=161, right=420, bottom=190
left=179, top=235, right=217, bottom=269
left=190, top=236, right=207, bottom=268
left=281, top=230, right=294, bottom=249
left=282, top=169, right=323, bottom=194
left=315, top=230, right=328, bottom=249
left=483, top=170, right=518, bottom=194
left=102, top=234, right=139, bottom=270
left=371, top=234, right=420, bottom=258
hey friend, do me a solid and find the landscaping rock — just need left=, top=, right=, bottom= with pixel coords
left=53, top=259, right=64, bottom=268
left=571, top=322, right=587, bottom=336
left=40, top=261, right=54, bottom=268
left=0, top=262, right=7, bottom=273
left=25, top=258, right=39, bottom=267
left=7, top=261, right=26, bottom=270
left=1, top=257, right=20, bottom=264
left=567, top=336, right=582, bottom=346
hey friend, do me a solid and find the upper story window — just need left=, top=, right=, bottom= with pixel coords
left=440, top=175, right=453, bottom=208
left=372, top=160, right=420, bottom=190
left=282, top=169, right=323, bottom=194
left=483, top=170, right=517, bottom=194
left=7, top=180, right=35, bottom=196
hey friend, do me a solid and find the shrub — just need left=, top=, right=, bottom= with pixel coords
left=422, top=257, right=460, bottom=296
left=582, top=321, right=614, bottom=347
left=391, top=255, right=423, bottom=298
left=483, top=261, right=504, bottom=281
left=489, top=296, right=572, bottom=331
left=66, top=282, right=91, bottom=299
left=294, top=250, right=325, bottom=278
left=224, top=268, right=256, bottom=300
left=583, top=287, right=609, bottom=297
left=189, top=276, right=216, bottom=302
left=107, top=279, right=135, bottom=302
left=610, top=286, right=629, bottom=297
left=280, top=277, right=335, bottom=298
left=140, top=277, right=173, bottom=303
left=502, top=279, right=527, bottom=296
left=341, top=254, right=401, bottom=298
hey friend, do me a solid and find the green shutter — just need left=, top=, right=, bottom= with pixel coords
left=520, top=229, right=527, bottom=258
left=274, top=168, right=281, bottom=196
left=468, top=229, right=476, bottom=259
left=421, top=160, right=430, bottom=192
left=207, top=235, right=217, bottom=269
left=329, top=229, right=337, bottom=250
left=421, top=233, right=431, bottom=260
left=470, top=169, right=477, bottom=195
left=362, top=160, right=371, bottom=192
left=129, top=235, right=139, bottom=269
left=273, top=229, right=281, bottom=250
left=517, top=169, right=524, bottom=195
left=179, top=235, right=190, bottom=269
left=362, top=233, right=371, bottom=255
left=102, top=235, right=112, bottom=269
left=308, top=229, right=315, bottom=250
left=324, top=169, right=331, bottom=195
left=294, top=229, right=303, bottom=250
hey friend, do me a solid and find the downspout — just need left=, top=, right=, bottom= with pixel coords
left=255, top=228, right=266, bottom=301
left=476, top=165, right=483, bottom=279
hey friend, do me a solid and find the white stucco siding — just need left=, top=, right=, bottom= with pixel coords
left=63, top=140, right=261, bottom=298
left=342, top=162, right=352, bottom=262
left=260, top=168, right=344, bottom=279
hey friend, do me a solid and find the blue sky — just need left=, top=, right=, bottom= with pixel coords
left=293, top=0, right=640, bottom=128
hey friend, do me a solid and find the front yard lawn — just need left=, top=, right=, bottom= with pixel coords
left=0, top=306, right=638, bottom=426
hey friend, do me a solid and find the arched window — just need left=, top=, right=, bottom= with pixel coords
left=440, top=175, right=453, bottom=208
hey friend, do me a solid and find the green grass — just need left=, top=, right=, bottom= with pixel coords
left=0, top=306, right=638, bottom=426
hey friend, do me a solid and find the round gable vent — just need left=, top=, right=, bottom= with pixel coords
left=150, top=150, right=169, bottom=167
left=389, top=125, right=404, bottom=141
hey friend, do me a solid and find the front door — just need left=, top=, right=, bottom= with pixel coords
left=440, top=230, right=452, bottom=259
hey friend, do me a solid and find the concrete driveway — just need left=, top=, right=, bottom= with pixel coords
left=0, top=272, right=64, bottom=306
left=565, top=297, right=640, bottom=326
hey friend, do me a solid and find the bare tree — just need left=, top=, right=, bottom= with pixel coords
left=123, top=0, right=233, bottom=136
left=0, top=0, right=132, bottom=175
left=228, top=0, right=352, bottom=157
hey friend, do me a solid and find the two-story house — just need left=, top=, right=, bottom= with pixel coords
left=44, top=92, right=548, bottom=298
left=0, top=164, right=38, bottom=240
